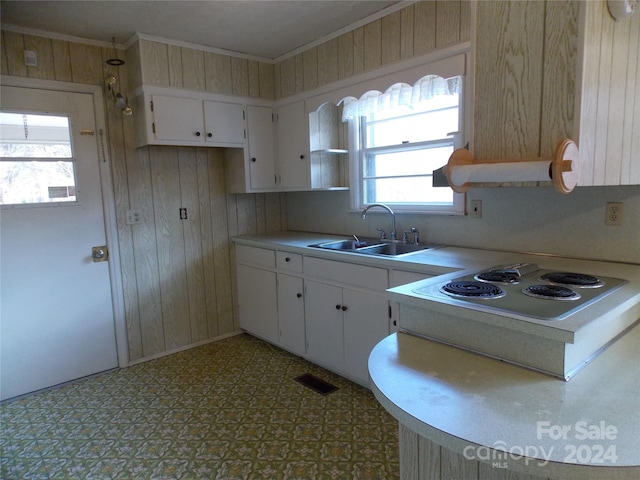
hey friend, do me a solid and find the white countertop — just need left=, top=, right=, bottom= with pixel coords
left=369, top=331, right=640, bottom=480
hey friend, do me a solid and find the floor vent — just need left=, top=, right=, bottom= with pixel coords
left=294, top=373, right=339, bottom=395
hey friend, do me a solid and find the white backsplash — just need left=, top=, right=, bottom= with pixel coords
left=286, top=185, right=640, bottom=264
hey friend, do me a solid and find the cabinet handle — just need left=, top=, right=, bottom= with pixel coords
left=207, top=132, right=213, bottom=138
left=299, top=154, right=305, bottom=159
left=297, top=293, right=302, bottom=298
left=251, top=157, right=257, bottom=162
left=335, top=305, right=341, bottom=310
left=285, top=257, right=291, bottom=262
left=341, top=306, right=348, bottom=311
left=195, top=131, right=201, bottom=137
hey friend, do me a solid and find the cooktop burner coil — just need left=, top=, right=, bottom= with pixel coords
left=539, top=272, right=604, bottom=288
left=474, top=271, right=521, bottom=284
left=523, top=284, right=581, bottom=301
left=440, top=281, right=505, bottom=299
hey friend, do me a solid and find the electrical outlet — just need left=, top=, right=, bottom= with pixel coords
left=605, top=202, right=624, bottom=226
left=470, top=200, right=482, bottom=219
left=126, top=209, right=142, bottom=225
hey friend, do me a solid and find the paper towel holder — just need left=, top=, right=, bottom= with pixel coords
left=444, top=138, right=580, bottom=195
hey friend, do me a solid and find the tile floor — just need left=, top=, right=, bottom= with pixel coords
left=1, top=334, right=400, bottom=479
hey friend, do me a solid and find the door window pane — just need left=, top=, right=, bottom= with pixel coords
left=1, top=112, right=75, bottom=205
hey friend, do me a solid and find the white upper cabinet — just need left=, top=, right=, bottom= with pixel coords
left=275, top=100, right=310, bottom=190
left=135, top=91, right=247, bottom=148
left=246, top=105, right=277, bottom=190
left=203, top=101, right=246, bottom=145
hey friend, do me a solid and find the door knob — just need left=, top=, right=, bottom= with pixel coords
left=92, top=246, right=108, bottom=262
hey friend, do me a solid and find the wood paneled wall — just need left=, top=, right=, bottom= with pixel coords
left=273, top=1, right=472, bottom=100
left=128, top=38, right=275, bottom=100
left=1, top=29, right=287, bottom=362
left=578, top=0, right=640, bottom=186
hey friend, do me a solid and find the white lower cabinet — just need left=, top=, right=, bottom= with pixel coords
left=237, top=264, right=278, bottom=344
left=236, top=246, right=392, bottom=387
left=277, top=273, right=306, bottom=356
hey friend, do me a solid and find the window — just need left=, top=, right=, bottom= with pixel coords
left=348, top=75, right=465, bottom=214
left=0, top=112, right=76, bottom=205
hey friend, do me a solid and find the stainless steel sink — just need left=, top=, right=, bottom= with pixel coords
left=308, top=238, right=438, bottom=257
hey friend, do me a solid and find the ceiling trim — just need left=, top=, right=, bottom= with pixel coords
left=0, top=23, right=124, bottom=50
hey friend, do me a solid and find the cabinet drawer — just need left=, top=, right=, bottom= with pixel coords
left=236, top=245, right=275, bottom=268
left=305, top=257, right=387, bottom=291
left=276, top=251, right=303, bottom=273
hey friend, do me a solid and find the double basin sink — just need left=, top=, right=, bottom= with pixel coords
left=309, top=237, right=438, bottom=257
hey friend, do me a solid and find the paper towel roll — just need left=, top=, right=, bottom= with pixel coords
left=449, top=161, right=552, bottom=186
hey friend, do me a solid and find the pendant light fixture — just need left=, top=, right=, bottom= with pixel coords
left=105, top=37, right=132, bottom=116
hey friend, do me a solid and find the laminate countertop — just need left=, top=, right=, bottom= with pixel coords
left=368, top=330, right=640, bottom=480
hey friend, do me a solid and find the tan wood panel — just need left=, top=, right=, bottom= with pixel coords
left=181, top=47, right=206, bottom=91
left=441, top=447, right=478, bottom=480
left=577, top=1, right=602, bottom=186
left=258, top=61, right=274, bottom=100
left=208, top=155, right=234, bottom=335
left=474, top=0, right=545, bottom=160
left=264, top=193, right=284, bottom=232
left=225, top=192, right=240, bottom=333
left=130, top=147, right=165, bottom=357
left=418, top=434, right=441, bottom=480
left=605, top=15, right=633, bottom=185
left=248, top=60, right=260, bottom=98
left=2, top=30, right=27, bottom=77
left=303, top=47, right=319, bottom=91
left=399, top=424, right=420, bottom=480
left=196, top=150, right=219, bottom=338
left=338, top=31, right=355, bottom=80
left=139, top=40, right=169, bottom=87
left=414, top=1, right=436, bottom=55
left=400, top=5, right=415, bottom=60
left=231, top=57, right=249, bottom=97
left=167, top=44, right=183, bottom=88
left=353, top=26, right=365, bottom=75
left=381, top=10, right=401, bottom=65
left=69, top=42, right=103, bottom=85
left=317, top=38, right=339, bottom=87
left=255, top=193, right=267, bottom=234
left=51, top=39, right=72, bottom=82
left=540, top=0, right=579, bottom=156
left=178, top=147, right=209, bottom=343
left=621, top=12, right=640, bottom=185
left=280, top=56, right=296, bottom=99
left=0, top=31, right=9, bottom=76
left=23, top=35, right=55, bottom=80
left=629, top=13, right=640, bottom=184
left=125, top=41, right=143, bottom=90
left=294, top=54, right=305, bottom=94
left=364, top=19, right=382, bottom=72
left=460, top=0, right=472, bottom=43
left=435, top=0, right=460, bottom=48
left=273, top=62, right=282, bottom=100
left=151, top=146, right=191, bottom=349
left=205, top=52, right=233, bottom=94
left=593, top=0, right=615, bottom=185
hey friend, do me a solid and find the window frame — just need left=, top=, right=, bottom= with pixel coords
left=348, top=86, right=466, bottom=215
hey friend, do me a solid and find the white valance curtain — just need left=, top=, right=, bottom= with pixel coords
left=341, top=75, right=462, bottom=122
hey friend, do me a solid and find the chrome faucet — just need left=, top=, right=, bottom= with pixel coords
left=361, top=203, right=397, bottom=241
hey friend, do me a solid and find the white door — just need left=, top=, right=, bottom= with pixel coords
left=247, top=105, right=276, bottom=189
left=0, top=85, right=118, bottom=401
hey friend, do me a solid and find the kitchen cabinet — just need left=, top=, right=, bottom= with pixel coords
left=304, top=256, right=389, bottom=385
left=135, top=92, right=246, bottom=148
left=275, top=100, right=310, bottom=190
left=235, top=245, right=278, bottom=344
left=246, top=105, right=277, bottom=190
left=275, top=251, right=305, bottom=356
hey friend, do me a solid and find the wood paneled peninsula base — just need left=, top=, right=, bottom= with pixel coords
left=368, top=331, right=640, bottom=480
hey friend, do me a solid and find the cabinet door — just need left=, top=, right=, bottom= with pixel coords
left=343, top=289, right=389, bottom=385
left=247, top=105, right=276, bottom=189
left=277, top=274, right=305, bottom=356
left=304, top=280, right=344, bottom=373
left=151, top=95, right=204, bottom=143
left=276, top=101, right=309, bottom=190
left=203, top=101, right=245, bottom=145
left=237, top=264, right=278, bottom=344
